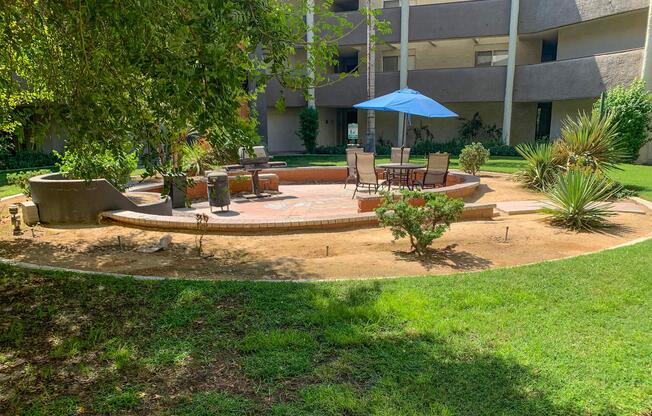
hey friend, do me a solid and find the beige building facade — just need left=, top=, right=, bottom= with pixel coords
left=263, top=0, right=652, bottom=163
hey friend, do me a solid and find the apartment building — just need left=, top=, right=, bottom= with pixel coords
left=261, top=0, right=652, bottom=163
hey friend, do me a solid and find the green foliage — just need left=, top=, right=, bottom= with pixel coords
left=515, top=143, right=561, bottom=191
left=592, top=80, right=652, bottom=161
left=297, top=107, right=319, bottom=153
left=314, top=144, right=348, bottom=154
left=1, top=1, right=386, bottom=180
left=181, top=142, right=211, bottom=176
left=0, top=150, right=58, bottom=170
left=6, top=169, right=51, bottom=197
left=375, top=190, right=464, bottom=255
left=209, top=117, right=261, bottom=165
left=558, top=112, right=627, bottom=172
left=55, top=145, right=137, bottom=191
left=458, top=112, right=502, bottom=144
left=543, top=169, right=617, bottom=231
left=377, top=138, right=517, bottom=157
left=459, top=142, right=490, bottom=175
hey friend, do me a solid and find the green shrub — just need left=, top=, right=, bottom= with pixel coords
left=515, top=143, right=560, bottom=191
left=314, top=145, right=347, bottom=155
left=0, top=150, right=58, bottom=170
left=6, top=169, right=51, bottom=196
left=558, top=112, right=627, bottom=172
left=297, top=107, right=319, bottom=154
left=458, top=112, right=502, bottom=144
left=181, top=141, right=211, bottom=176
left=543, top=169, right=617, bottom=231
left=592, top=80, right=652, bottom=161
left=375, top=190, right=464, bottom=255
left=459, top=142, right=490, bottom=175
left=55, top=145, right=137, bottom=191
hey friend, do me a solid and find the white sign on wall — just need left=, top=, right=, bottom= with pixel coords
left=347, top=123, right=358, bottom=142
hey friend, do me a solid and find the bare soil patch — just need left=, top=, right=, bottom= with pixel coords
left=1, top=175, right=650, bottom=280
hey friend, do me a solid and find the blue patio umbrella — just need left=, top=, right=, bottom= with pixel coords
left=353, top=88, right=458, bottom=146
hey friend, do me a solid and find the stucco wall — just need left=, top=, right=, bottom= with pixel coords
left=557, top=11, right=647, bottom=60
left=519, top=0, right=648, bottom=34
left=357, top=101, right=536, bottom=147
left=549, top=98, right=594, bottom=139
left=378, top=37, right=509, bottom=71
left=267, top=108, right=303, bottom=153
left=317, top=107, right=339, bottom=146
left=267, top=107, right=341, bottom=152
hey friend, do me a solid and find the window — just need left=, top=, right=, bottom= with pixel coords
left=334, top=51, right=359, bottom=73
left=541, top=39, right=558, bottom=62
left=475, top=50, right=508, bottom=67
left=384, top=0, right=400, bottom=7
left=332, top=0, right=359, bottom=12
left=536, top=102, right=552, bottom=140
left=382, top=54, right=416, bottom=72
left=383, top=56, right=398, bottom=72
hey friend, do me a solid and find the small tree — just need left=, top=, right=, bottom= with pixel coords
left=459, top=142, right=490, bottom=175
left=297, top=107, right=319, bottom=153
left=375, top=190, right=464, bottom=255
left=592, top=80, right=652, bottom=161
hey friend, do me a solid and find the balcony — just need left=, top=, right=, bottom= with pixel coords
left=265, top=79, right=307, bottom=108
left=519, top=0, right=648, bottom=34
left=314, top=66, right=507, bottom=107
left=335, top=0, right=510, bottom=46
left=513, top=49, right=643, bottom=102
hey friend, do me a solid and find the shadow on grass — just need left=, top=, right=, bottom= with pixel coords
left=0, top=265, right=617, bottom=415
left=393, top=243, right=493, bottom=271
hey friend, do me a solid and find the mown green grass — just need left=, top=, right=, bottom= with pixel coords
left=280, top=155, right=652, bottom=200
left=281, top=154, right=526, bottom=174
left=1, top=239, right=651, bottom=415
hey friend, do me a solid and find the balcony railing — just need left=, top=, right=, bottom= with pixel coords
left=336, top=0, right=510, bottom=46
left=314, top=66, right=507, bottom=107
left=519, top=0, right=648, bottom=33
left=513, top=49, right=643, bottom=102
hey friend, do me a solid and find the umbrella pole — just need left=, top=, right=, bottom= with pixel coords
left=401, top=112, right=408, bottom=147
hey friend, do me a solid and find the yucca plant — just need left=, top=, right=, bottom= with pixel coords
left=515, top=142, right=560, bottom=191
left=543, top=169, right=618, bottom=231
left=558, top=112, right=627, bottom=172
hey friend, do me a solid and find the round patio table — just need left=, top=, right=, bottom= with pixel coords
left=377, top=163, right=424, bottom=190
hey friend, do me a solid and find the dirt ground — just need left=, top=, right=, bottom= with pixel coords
left=1, top=174, right=651, bottom=280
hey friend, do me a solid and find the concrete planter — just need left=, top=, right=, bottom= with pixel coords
left=29, top=173, right=171, bottom=224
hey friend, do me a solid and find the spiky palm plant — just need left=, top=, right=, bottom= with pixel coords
left=543, top=169, right=617, bottom=231
left=515, top=142, right=560, bottom=191
left=558, top=112, right=627, bottom=172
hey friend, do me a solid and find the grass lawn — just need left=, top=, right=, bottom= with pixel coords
left=281, top=154, right=652, bottom=200
left=1, top=239, right=651, bottom=415
left=0, top=172, right=22, bottom=198
left=281, top=154, right=526, bottom=174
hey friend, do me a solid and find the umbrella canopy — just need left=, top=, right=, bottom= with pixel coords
left=353, top=88, right=458, bottom=118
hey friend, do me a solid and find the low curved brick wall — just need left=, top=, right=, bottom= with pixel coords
left=355, top=172, right=481, bottom=213
left=30, top=173, right=171, bottom=224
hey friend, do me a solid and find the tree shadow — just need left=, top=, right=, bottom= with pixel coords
left=393, top=243, right=493, bottom=271
left=0, top=267, right=625, bottom=415
left=249, top=283, right=606, bottom=416
left=0, top=235, right=318, bottom=280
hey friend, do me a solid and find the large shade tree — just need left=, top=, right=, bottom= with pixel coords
left=1, top=0, right=387, bottom=179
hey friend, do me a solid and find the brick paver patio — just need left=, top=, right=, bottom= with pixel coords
left=174, top=184, right=361, bottom=220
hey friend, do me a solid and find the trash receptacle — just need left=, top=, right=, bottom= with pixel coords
left=207, top=171, right=230, bottom=212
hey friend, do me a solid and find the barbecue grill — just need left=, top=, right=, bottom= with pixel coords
left=224, top=146, right=287, bottom=198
